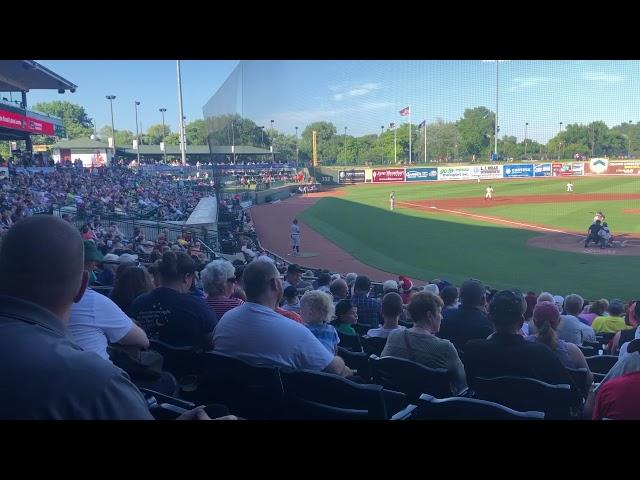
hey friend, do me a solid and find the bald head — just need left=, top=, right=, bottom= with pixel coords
left=242, top=260, right=281, bottom=305
left=0, top=216, right=85, bottom=315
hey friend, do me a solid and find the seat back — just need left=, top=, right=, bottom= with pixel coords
left=578, top=345, right=596, bottom=357
left=337, top=346, right=371, bottom=381
left=417, top=393, right=544, bottom=420
left=566, top=367, right=590, bottom=399
left=337, top=331, right=363, bottom=352
left=585, top=355, right=618, bottom=375
left=472, top=376, right=573, bottom=419
left=148, top=339, right=200, bottom=381
left=369, top=355, right=451, bottom=401
left=353, top=323, right=371, bottom=336
left=361, top=335, right=388, bottom=357
left=595, top=332, right=615, bottom=346
left=281, top=369, right=388, bottom=420
left=197, top=351, right=285, bottom=419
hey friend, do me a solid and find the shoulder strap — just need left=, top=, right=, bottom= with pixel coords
left=403, top=330, right=415, bottom=362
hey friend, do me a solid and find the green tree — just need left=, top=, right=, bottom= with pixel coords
left=458, top=106, right=494, bottom=158
left=99, top=126, right=135, bottom=147
left=300, top=121, right=338, bottom=164
left=185, top=119, right=208, bottom=145
left=164, top=132, right=181, bottom=145
left=32, top=101, right=94, bottom=139
left=144, top=124, right=171, bottom=145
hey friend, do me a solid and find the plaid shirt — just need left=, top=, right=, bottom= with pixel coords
left=351, top=292, right=382, bottom=328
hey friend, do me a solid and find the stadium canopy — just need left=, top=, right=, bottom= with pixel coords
left=0, top=60, right=77, bottom=92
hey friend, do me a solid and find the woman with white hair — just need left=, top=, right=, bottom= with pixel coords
left=300, top=290, right=339, bottom=354
left=201, top=259, right=243, bottom=319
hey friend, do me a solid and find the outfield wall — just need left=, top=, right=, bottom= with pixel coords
left=326, top=158, right=640, bottom=184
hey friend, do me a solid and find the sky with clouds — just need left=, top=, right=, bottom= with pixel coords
left=10, top=60, right=639, bottom=144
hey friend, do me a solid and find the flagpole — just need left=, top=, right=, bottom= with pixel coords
left=409, top=104, right=412, bottom=164
left=424, top=121, right=427, bottom=163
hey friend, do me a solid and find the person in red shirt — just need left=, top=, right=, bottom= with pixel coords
left=593, top=370, right=640, bottom=420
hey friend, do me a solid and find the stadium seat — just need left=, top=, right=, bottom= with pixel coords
left=471, top=376, right=574, bottom=420
left=337, top=331, right=363, bottom=352
left=353, top=324, right=371, bottom=336
left=595, top=332, right=615, bottom=346
left=337, top=346, right=371, bottom=381
left=197, top=351, right=285, bottom=420
left=578, top=345, right=597, bottom=357
left=585, top=355, right=618, bottom=375
left=280, top=369, right=415, bottom=420
left=148, top=339, right=201, bottom=388
left=140, top=387, right=195, bottom=420
left=361, top=335, right=387, bottom=357
left=566, top=367, right=590, bottom=400
left=369, top=355, right=451, bottom=401
left=417, top=393, right=544, bottom=420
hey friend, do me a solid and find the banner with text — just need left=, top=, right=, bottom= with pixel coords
left=371, top=168, right=406, bottom=183
left=405, top=167, right=438, bottom=182
left=534, top=163, right=552, bottom=177
left=607, top=160, right=640, bottom=175
left=437, top=166, right=474, bottom=181
left=338, top=169, right=366, bottom=183
left=503, top=164, right=534, bottom=178
left=472, top=164, right=504, bottom=179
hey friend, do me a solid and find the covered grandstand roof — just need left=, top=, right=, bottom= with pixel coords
left=0, top=61, right=77, bottom=92
left=51, top=138, right=108, bottom=149
left=118, top=145, right=273, bottom=155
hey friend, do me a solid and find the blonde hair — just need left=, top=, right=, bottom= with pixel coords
left=299, top=290, right=335, bottom=324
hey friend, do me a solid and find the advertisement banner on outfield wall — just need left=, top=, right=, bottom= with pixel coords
left=503, top=164, right=534, bottom=178
left=371, top=168, right=406, bottom=182
left=405, top=167, right=438, bottom=181
left=551, top=163, right=563, bottom=176
left=338, top=170, right=366, bottom=183
left=571, top=162, right=584, bottom=176
left=559, top=163, right=574, bottom=176
left=589, top=158, right=608, bottom=174
left=438, top=166, right=473, bottom=181
left=606, top=160, right=640, bottom=175
left=534, top=163, right=552, bottom=177
left=473, top=164, right=503, bottom=179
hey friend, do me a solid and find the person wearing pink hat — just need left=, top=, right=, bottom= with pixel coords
left=398, top=275, right=413, bottom=305
left=526, top=301, right=593, bottom=387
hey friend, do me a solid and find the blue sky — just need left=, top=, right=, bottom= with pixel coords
left=16, top=60, right=640, bottom=143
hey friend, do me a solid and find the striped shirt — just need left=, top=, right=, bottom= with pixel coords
left=206, top=296, right=244, bottom=319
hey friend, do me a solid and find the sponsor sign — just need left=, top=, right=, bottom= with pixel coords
left=438, top=166, right=473, bottom=181
left=560, top=163, right=574, bottom=176
left=589, top=158, right=608, bottom=174
left=476, top=164, right=503, bottom=179
left=552, top=162, right=563, bottom=176
left=606, top=160, right=640, bottom=175
left=338, top=169, right=366, bottom=184
left=405, top=167, right=438, bottom=182
left=371, top=168, right=405, bottom=183
left=0, top=107, right=56, bottom=135
left=534, top=163, right=552, bottom=177
left=503, top=164, right=534, bottom=178
left=571, top=162, right=585, bottom=176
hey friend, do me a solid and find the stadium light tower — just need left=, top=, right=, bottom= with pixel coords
left=105, top=95, right=116, bottom=160
left=134, top=101, right=141, bottom=164
left=270, top=119, right=275, bottom=162
left=344, top=126, right=348, bottom=159
left=381, top=125, right=385, bottom=163
left=159, top=108, right=167, bottom=164
left=259, top=126, right=265, bottom=147
left=558, top=122, right=563, bottom=160
left=295, top=126, right=299, bottom=166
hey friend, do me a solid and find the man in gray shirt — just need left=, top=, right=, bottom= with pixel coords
left=557, top=294, right=596, bottom=345
left=0, top=216, right=209, bottom=420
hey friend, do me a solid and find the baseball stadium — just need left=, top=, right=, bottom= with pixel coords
left=5, top=59, right=640, bottom=421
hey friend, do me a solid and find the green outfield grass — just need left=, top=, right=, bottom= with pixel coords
left=297, top=176, right=640, bottom=299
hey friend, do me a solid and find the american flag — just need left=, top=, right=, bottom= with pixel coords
left=399, top=106, right=410, bottom=116
left=389, top=122, right=396, bottom=128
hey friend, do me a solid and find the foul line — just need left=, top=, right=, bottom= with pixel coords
left=396, top=200, right=583, bottom=237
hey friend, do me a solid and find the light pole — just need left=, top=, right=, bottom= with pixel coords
left=628, top=120, right=633, bottom=158
left=344, top=126, right=348, bottom=160
left=134, top=101, right=141, bottom=165
left=105, top=95, right=116, bottom=163
left=558, top=122, right=563, bottom=160
left=259, top=126, right=265, bottom=147
left=159, top=108, right=167, bottom=164
left=391, top=122, right=397, bottom=164
left=495, top=61, right=499, bottom=160
left=380, top=125, right=384, bottom=164
left=295, top=126, right=299, bottom=166
left=270, top=119, right=274, bottom=162
left=524, top=122, right=528, bottom=159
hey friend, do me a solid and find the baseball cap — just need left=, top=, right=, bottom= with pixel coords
left=102, top=253, right=119, bottom=264
left=83, top=240, right=104, bottom=263
left=118, top=253, right=139, bottom=265
left=383, top=280, right=399, bottom=292
left=287, top=263, right=304, bottom=273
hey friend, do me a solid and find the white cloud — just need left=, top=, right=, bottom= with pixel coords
left=581, top=72, right=624, bottom=83
left=330, top=82, right=382, bottom=101
left=510, top=76, right=553, bottom=90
